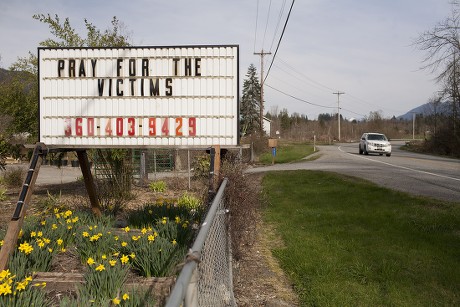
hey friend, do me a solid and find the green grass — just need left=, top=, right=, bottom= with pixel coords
left=262, top=170, right=460, bottom=306
left=259, top=143, right=315, bottom=164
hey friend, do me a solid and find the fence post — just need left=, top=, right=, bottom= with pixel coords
left=188, top=149, right=191, bottom=190
left=140, top=150, right=147, bottom=186
left=184, top=268, right=199, bottom=307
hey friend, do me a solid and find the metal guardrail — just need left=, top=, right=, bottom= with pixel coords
left=165, top=178, right=236, bottom=307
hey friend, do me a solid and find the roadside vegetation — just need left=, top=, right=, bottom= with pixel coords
left=258, top=142, right=316, bottom=164
left=262, top=170, right=459, bottom=306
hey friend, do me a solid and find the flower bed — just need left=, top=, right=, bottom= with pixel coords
left=0, top=199, right=203, bottom=306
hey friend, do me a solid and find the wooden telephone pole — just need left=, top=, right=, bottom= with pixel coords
left=333, top=91, right=345, bottom=141
left=254, top=50, right=272, bottom=130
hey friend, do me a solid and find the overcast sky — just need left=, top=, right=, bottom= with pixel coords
left=0, top=0, right=453, bottom=120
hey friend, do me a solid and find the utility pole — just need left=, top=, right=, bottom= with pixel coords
left=254, top=49, right=272, bottom=131
left=333, top=91, right=345, bottom=141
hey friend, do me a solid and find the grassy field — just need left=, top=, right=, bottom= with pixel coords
left=262, top=170, right=460, bottom=306
left=258, top=143, right=316, bottom=164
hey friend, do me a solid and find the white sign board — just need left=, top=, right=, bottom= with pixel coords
left=38, top=45, right=239, bottom=147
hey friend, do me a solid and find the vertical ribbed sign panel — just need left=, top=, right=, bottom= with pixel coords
left=38, top=46, right=239, bottom=147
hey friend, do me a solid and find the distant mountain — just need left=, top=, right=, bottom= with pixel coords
left=398, top=101, right=452, bottom=120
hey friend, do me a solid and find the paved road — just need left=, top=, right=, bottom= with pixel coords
left=3, top=164, right=83, bottom=186
left=247, top=141, right=460, bottom=202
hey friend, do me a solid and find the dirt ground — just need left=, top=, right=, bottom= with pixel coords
left=0, top=173, right=298, bottom=306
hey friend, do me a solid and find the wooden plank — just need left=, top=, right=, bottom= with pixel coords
left=0, top=143, right=45, bottom=270
left=32, top=271, right=174, bottom=305
left=76, top=150, right=102, bottom=217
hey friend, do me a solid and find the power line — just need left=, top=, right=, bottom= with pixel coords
left=262, top=0, right=273, bottom=49
left=253, top=0, right=259, bottom=53
left=266, top=83, right=336, bottom=109
left=269, top=0, right=288, bottom=52
left=264, top=0, right=295, bottom=83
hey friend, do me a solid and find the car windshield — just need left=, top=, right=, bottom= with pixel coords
left=368, top=134, right=386, bottom=141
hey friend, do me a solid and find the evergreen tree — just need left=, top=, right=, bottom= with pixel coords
left=240, top=64, right=261, bottom=136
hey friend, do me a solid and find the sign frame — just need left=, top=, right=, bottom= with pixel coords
left=38, top=45, right=240, bottom=148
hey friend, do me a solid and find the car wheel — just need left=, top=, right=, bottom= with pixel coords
left=364, top=147, right=369, bottom=155
left=386, top=153, right=391, bottom=157
left=359, top=147, right=363, bottom=155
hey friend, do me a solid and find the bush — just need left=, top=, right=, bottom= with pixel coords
left=220, top=158, right=259, bottom=260
left=191, top=154, right=210, bottom=178
left=148, top=180, right=167, bottom=193
left=2, top=166, right=26, bottom=187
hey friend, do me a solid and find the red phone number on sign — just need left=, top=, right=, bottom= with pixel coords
left=62, top=117, right=197, bottom=137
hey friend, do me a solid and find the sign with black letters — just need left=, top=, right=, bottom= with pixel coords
left=38, top=45, right=239, bottom=147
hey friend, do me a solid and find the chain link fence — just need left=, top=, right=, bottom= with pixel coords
left=165, top=178, right=236, bottom=307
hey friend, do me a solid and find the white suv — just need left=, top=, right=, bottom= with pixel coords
left=359, top=133, right=391, bottom=156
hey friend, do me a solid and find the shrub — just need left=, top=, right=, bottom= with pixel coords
left=191, top=154, right=210, bottom=178
left=0, top=187, right=6, bottom=201
left=2, top=166, right=25, bottom=188
left=177, top=192, right=202, bottom=210
left=149, top=180, right=167, bottom=193
left=220, top=158, right=259, bottom=260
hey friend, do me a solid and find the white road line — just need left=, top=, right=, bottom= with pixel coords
left=338, top=146, right=460, bottom=182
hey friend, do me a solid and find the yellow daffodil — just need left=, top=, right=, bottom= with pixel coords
left=112, top=297, right=121, bottom=305
left=52, top=224, right=58, bottom=230
left=64, top=210, right=72, bottom=218
left=95, top=264, right=105, bottom=272
left=16, top=281, right=27, bottom=291
left=147, top=235, right=155, bottom=242
left=172, top=239, right=177, bottom=245
left=123, top=293, right=129, bottom=300
left=141, top=228, right=147, bottom=234
left=0, top=282, right=12, bottom=295
left=82, top=232, right=90, bottom=237
left=0, top=270, right=11, bottom=280
left=121, top=241, right=128, bottom=247
left=109, top=260, right=117, bottom=267
left=130, top=253, right=135, bottom=259
left=120, top=254, right=129, bottom=264
left=41, top=220, right=46, bottom=226
left=57, top=239, right=63, bottom=246
left=87, top=258, right=95, bottom=265
left=123, top=226, right=130, bottom=232
left=18, top=242, right=33, bottom=255
left=30, top=231, right=36, bottom=237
